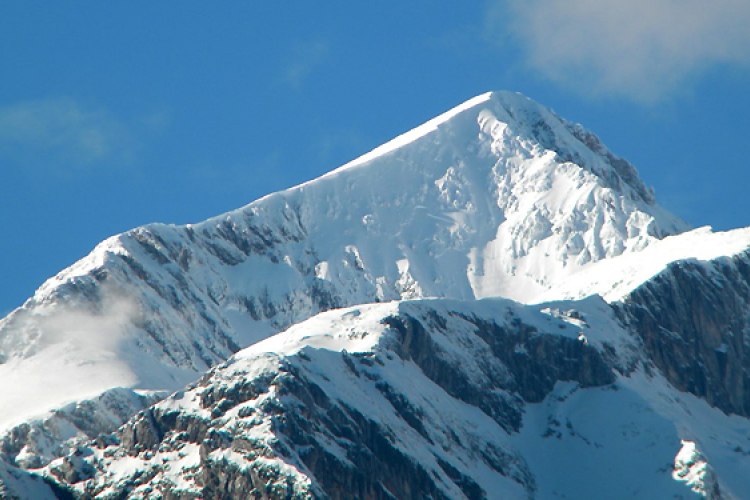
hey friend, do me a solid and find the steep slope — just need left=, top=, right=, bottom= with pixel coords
left=0, top=462, right=58, bottom=500
left=10, top=88, right=750, bottom=490
left=618, top=245, right=750, bottom=417
left=42, top=299, right=750, bottom=499
left=0, top=91, right=687, bottom=437
left=535, top=225, right=750, bottom=419
left=525, top=223, right=750, bottom=418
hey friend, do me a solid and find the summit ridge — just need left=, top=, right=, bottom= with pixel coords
left=0, top=89, right=709, bottom=433
left=1, top=91, right=749, bottom=499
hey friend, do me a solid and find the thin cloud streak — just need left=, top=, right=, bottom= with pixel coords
left=283, top=40, right=331, bottom=88
left=488, top=0, right=750, bottom=101
left=0, top=97, right=134, bottom=168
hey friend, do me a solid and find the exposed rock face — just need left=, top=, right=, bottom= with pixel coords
left=0, top=90, right=689, bottom=473
left=673, top=440, right=725, bottom=500
left=1, top=389, right=165, bottom=470
left=6, top=91, right=750, bottom=499
left=384, top=312, right=616, bottom=430
left=44, top=299, right=622, bottom=500
left=619, top=250, right=750, bottom=416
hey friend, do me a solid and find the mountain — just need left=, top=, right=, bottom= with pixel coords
left=42, top=299, right=750, bottom=499
left=1, top=90, right=749, bottom=499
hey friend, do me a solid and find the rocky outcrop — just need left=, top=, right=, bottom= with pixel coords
left=1, top=389, right=164, bottom=470
left=618, top=250, right=750, bottom=416
left=384, top=311, right=616, bottom=432
left=43, top=299, right=622, bottom=499
left=0, top=90, right=691, bottom=477
left=673, top=440, right=725, bottom=500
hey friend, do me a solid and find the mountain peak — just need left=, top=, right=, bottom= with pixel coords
left=227, top=89, right=687, bottom=300
left=488, top=90, right=657, bottom=203
left=0, top=90, right=700, bottom=466
left=3, top=90, right=750, bottom=499
left=309, top=90, right=660, bottom=215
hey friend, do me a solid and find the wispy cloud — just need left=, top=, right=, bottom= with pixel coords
left=40, top=293, right=139, bottom=353
left=0, top=288, right=141, bottom=426
left=0, top=97, right=134, bottom=168
left=487, top=0, right=750, bottom=101
left=1, top=285, right=139, bottom=360
left=283, top=40, right=331, bottom=88
left=187, top=150, right=288, bottom=198
left=314, top=128, right=371, bottom=166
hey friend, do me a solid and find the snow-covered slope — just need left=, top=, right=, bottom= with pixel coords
left=0, top=91, right=686, bottom=426
left=540, top=225, right=750, bottom=303
left=42, top=299, right=750, bottom=499
left=0, top=461, right=57, bottom=500
left=3, top=90, right=749, bottom=486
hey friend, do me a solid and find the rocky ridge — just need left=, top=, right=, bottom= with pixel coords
left=0, top=91, right=689, bottom=468
left=43, top=299, right=750, bottom=499
left=1, top=91, right=750, bottom=498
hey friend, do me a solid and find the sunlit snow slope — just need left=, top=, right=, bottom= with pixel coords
left=2, top=90, right=747, bottom=475
left=45, top=299, right=750, bottom=499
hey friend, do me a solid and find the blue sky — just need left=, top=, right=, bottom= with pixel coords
left=2, top=2, right=749, bottom=314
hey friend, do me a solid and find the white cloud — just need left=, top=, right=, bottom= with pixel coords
left=1, top=288, right=140, bottom=359
left=488, top=0, right=750, bottom=101
left=42, top=294, right=139, bottom=353
left=0, top=97, right=133, bottom=167
left=283, top=40, right=330, bottom=88
left=0, top=290, right=141, bottom=428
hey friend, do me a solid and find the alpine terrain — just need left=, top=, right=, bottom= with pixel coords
left=1, top=91, right=750, bottom=499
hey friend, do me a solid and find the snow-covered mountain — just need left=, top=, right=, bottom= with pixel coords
left=43, top=299, right=750, bottom=498
left=1, top=90, right=750, bottom=499
left=0, top=91, right=687, bottom=427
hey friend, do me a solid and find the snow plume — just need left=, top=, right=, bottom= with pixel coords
left=487, top=0, right=750, bottom=101
left=0, top=287, right=139, bottom=359
left=39, top=296, right=136, bottom=356
left=0, top=288, right=141, bottom=431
